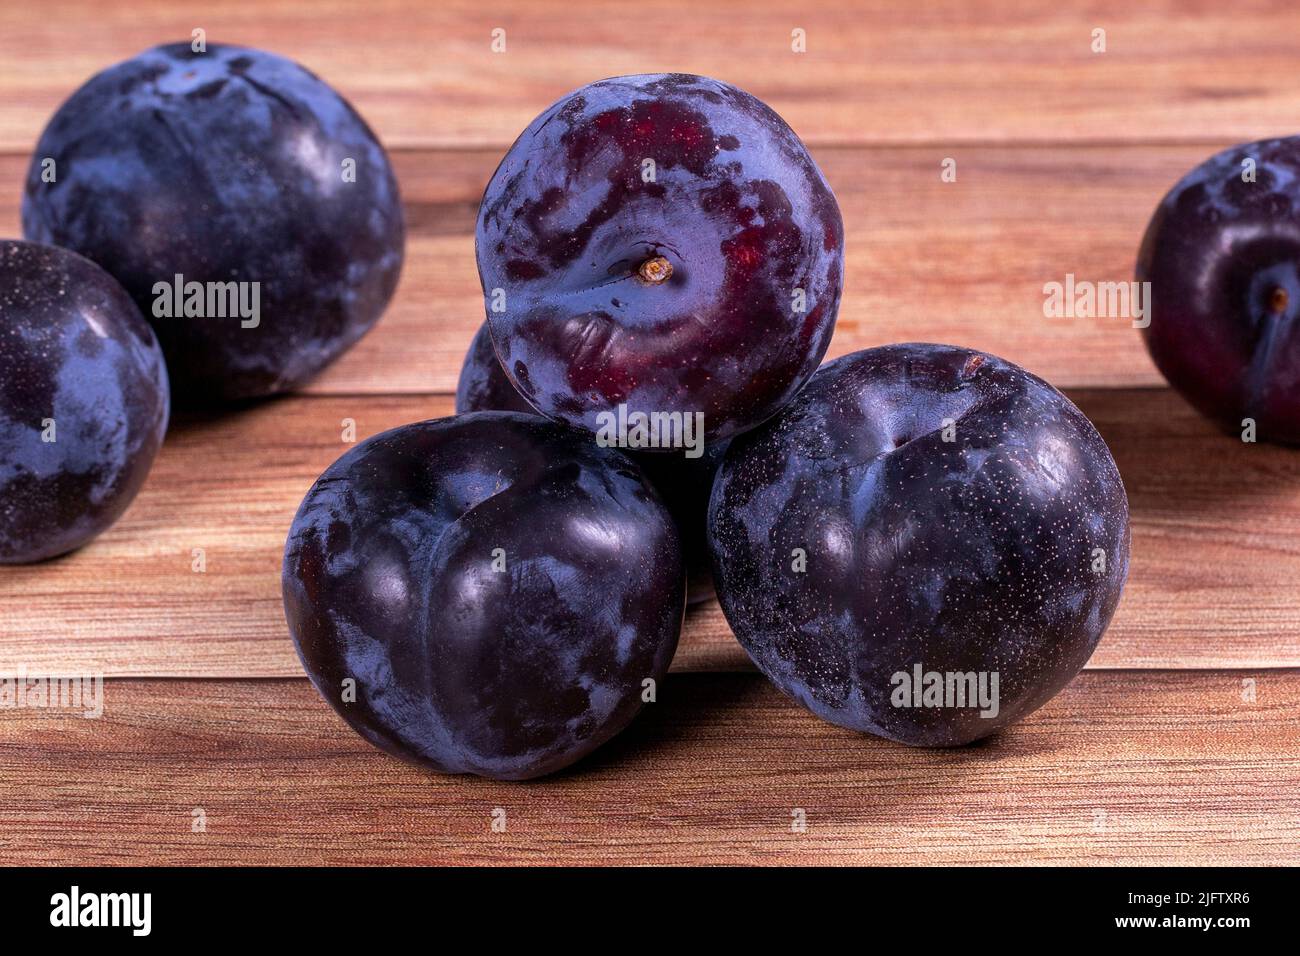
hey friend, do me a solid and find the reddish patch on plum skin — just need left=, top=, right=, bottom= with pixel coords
left=559, top=314, right=640, bottom=404
left=823, top=218, right=840, bottom=252
left=801, top=300, right=828, bottom=341
left=725, top=233, right=764, bottom=272
left=515, top=99, right=722, bottom=277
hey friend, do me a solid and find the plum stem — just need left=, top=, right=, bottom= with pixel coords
left=1271, top=286, right=1290, bottom=314
left=638, top=256, right=673, bottom=284
left=1245, top=291, right=1295, bottom=422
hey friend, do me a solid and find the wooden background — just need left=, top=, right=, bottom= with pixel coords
left=1, top=0, right=1298, bottom=865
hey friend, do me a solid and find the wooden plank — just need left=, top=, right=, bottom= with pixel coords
left=2, top=389, right=1298, bottom=677
left=3, top=1, right=1300, bottom=150
left=0, top=144, right=1245, bottom=394
left=0, top=671, right=1294, bottom=865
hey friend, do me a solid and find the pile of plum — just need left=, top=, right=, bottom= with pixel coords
left=2, top=45, right=1294, bottom=780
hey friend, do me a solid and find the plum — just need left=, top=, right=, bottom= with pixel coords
left=631, top=442, right=728, bottom=605
left=476, top=73, right=843, bottom=445
left=1138, top=136, right=1300, bottom=442
left=282, top=412, right=685, bottom=780
left=22, top=42, right=404, bottom=404
left=454, top=320, right=536, bottom=417
left=455, top=320, right=726, bottom=603
left=0, top=239, right=169, bottom=563
left=707, top=344, right=1130, bottom=746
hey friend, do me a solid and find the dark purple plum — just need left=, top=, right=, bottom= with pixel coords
left=455, top=320, right=726, bottom=603
left=1138, top=136, right=1300, bottom=442
left=632, top=442, right=728, bottom=605
left=23, top=42, right=404, bottom=404
left=708, top=344, right=1130, bottom=746
left=454, top=319, right=536, bottom=417
left=0, top=240, right=169, bottom=563
left=476, top=73, right=843, bottom=444
left=282, top=412, right=685, bottom=780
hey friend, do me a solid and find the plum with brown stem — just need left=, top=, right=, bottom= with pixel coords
left=476, top=73, right=843, bottom=445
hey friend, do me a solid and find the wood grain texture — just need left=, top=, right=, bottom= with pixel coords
left=3, top=1, right=1300, bottom=150
left=2, top=389, right=1298, bottom=677
left=0, top=671, right=1294, bottom=865
left=0, top=144, right=1248, bottom=393
left=2, top=0, right=1299, bottom=868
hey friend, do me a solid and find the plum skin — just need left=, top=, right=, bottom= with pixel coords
left=476, top=73, right=843, bottom=444
left=0, top=240, right=169, bottom=563
left=22, top=42, right=404, bottom=404
left=282, top=412, right=685, bottom=780
left=707, top=344, right=1131, bottom=746
left=631, top=441, right=729, bottom=605
left=1138, top=136, right=1300, bottom=443
left=454, top=319, right=537, bottom=418
left=456, top=320, right=726, bottom=603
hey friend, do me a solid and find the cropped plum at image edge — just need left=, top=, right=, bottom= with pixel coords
left=1138, top=136, right=1300, bottom=443
left=0, top=240, right=169, bottom=563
